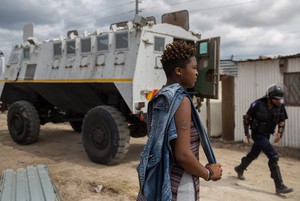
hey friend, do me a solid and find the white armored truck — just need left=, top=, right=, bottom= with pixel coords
left=0, top=10, right=220, bottom=164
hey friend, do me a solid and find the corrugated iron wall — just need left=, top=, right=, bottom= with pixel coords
left=234, top=57, right=300, bottom=148
left=282, top=57, right=300, bottom=147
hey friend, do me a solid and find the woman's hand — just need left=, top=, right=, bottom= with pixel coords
left=205, top=163, right=222, bottom=181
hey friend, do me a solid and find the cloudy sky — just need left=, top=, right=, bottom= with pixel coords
left=0, top=0, right=299, bottom=61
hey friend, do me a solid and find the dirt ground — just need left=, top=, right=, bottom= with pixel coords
left=0, top=112, right=299, bottom=201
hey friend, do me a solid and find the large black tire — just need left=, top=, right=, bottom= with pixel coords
left=69, top=121, right=82, bottom=133
left=7, top=101, right=40, bottom=145
left=82, top=105, right=130, bottom=164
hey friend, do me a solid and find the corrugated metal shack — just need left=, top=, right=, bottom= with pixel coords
left=0, top=164, right=61, bottom=201
left=233, top=54, right=300, bottom=148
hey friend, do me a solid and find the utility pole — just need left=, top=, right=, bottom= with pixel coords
left=0, top=50, right=4, bottom=75
left=135, top=0, right=141, bottom=14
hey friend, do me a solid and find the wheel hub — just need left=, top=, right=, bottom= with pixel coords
left=90, top=125, right=109, bottom=149
left=10, top=114, right=25, bottom=136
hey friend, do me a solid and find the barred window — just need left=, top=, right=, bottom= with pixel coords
left=284, top=72, right=300, bottom=106
left=67, top=40, right=76, bottom=55
left=53, top=42, right=62, bottom=56
left=23, top=47, right=30, bottom=59
left=81, top=38, right=91, bottom=53
left=154, top=37, right=165, bottom=51
left=9, top=52, right=20, bottom=64
left=97, top=35, right=109, bottom=51
left=115, top=32, right=128, bottom=49
left=25, top=64, right=36, bottom=80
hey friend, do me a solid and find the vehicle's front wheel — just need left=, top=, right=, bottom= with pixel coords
left=7, top=101, right=40, bottom=144
left=69, top=121, right=82, bottom=133
left=82, top=105, right=130, bottom=164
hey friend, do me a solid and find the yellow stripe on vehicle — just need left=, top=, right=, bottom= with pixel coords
left=0, top=78, right=133, bottom=83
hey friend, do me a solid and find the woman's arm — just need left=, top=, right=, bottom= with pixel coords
left=172, top=96, right=222, bottom=181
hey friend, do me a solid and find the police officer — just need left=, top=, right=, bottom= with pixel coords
left=234, top=84, right=293, bottom=195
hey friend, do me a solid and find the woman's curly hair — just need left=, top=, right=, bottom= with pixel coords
left=161, top=41, right=196, bottom=78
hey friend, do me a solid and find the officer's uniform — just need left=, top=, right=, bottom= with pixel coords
left=245, top=97, right=287, bottom=161
left=235, top=84, right=293, bottom=195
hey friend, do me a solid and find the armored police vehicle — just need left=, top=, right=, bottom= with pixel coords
left=0, top=10, right=220, bottom=164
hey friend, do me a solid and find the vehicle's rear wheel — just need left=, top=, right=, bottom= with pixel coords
left=7, top=101, right=40, bottom=144
left=82, top=105, right=130, bottom=164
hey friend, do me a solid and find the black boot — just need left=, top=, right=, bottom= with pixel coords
left=234, top=157, right=252, bottom=180
left=269, top=162, right=294, bottom=195
left=276, top=184, right=294, bottom=195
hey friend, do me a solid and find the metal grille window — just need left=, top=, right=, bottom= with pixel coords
left=9, top=52, right=20, bottom=64
left=154, top=37, right=165, bottom=51
left=284, top=72, right=300, bottom=106
left=23, top=47, right=30, bottom=59
left=67, top=40, right=76, bottom=55
left=25, top=64, right=37, bottom=80
left=115, top=32, right=128, bottom=49
left=53, top=42, right=62, bottom=56
left=97, top=35, right=109, bottom=51
left=81, top=38, right=91, bottom=53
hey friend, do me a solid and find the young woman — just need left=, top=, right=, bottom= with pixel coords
left=137, top=41, right=222, bottom=201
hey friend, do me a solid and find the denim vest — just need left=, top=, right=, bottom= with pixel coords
left=137, top=83, right=215, bottom=201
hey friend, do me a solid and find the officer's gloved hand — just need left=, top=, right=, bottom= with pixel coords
left=274, top=133, right=281, bottom=143
left=245, top=133, right=251, bottom=144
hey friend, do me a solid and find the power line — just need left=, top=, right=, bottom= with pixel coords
left=62, top=1, right=134, bottom=20
left=189, top=0, right=268, bottom=13
left=64, top=0, right=268, bottom=31
left=141, top=0, right=270, bottom=14
left=63, top=1, right=137, bottom=30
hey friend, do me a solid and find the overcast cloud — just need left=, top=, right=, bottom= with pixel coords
left=0, top=0, right=299, bottom=61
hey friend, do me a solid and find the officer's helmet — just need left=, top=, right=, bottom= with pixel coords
left=266, top=84, right=284, bottom=99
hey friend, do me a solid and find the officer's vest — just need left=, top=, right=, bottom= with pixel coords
left=250, top=101, right=281, bottom=134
